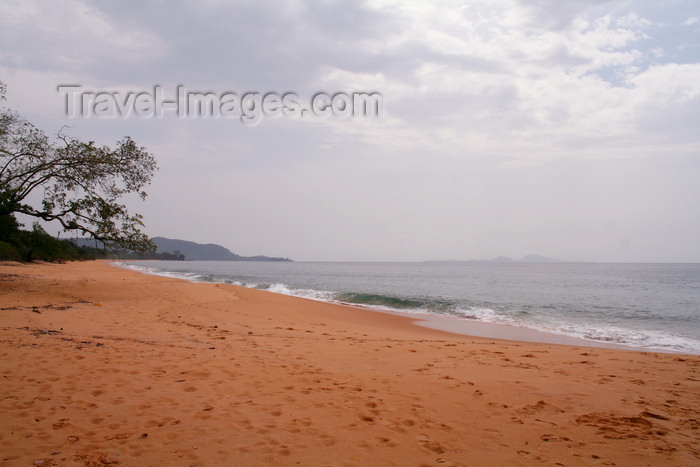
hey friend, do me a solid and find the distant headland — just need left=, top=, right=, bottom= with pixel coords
left=69, top=236, right=292, bottom=262
left=150, top=237, right=292, bottom=262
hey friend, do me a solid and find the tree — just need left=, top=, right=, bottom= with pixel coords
left=0, top=82, right=158, bottom=253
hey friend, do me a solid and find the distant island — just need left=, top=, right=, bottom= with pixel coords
left=70, top=236, right=292, bottom=262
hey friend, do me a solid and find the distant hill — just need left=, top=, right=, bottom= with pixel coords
left=69, top=236, right=291, bottom=261
left=152, top=237, right=291, bottom=261
left=152, top=237, right=238, bottom=260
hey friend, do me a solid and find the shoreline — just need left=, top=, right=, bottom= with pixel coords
left=1, top=260, right=699, bottom=466
left=114, top=260, right=683, bottom=355
left=333, top=303, right=645, bottom=353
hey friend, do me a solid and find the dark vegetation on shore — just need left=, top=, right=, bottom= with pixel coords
left=0, top=214, right=183, bottom=262
left=0, top=214, right=96, bottom=262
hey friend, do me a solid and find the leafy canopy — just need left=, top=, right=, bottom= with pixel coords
left=0, top=82, right=158, bottom=252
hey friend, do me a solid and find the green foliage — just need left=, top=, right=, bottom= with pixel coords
left=0, top=214, right=102, bottom=262
left=0, top=81, right=157, bottom=253
left=0, top=240, right=21, bottom=261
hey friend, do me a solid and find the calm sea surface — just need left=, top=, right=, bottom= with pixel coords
left=119, top=261, right=700, bottom=354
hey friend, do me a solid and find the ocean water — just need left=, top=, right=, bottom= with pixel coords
left=117, top=261, right=700, bottom=355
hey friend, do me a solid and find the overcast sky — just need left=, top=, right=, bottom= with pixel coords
left=1, top=0, right=699, bottom=262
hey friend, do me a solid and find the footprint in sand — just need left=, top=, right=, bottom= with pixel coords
left=319, top=433, right=337, bottom=446
left=377, top=436, right=397, bottom=447
left=416, top=434, right=446, bottom=454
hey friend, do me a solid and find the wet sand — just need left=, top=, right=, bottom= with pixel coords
left=1, top=260, right=698, bottom=466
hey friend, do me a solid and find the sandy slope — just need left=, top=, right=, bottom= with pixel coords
left=0, top=260, right=698, bottom=466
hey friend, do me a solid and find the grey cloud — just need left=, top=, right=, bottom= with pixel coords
left=85, top=0, right=397, bottom=88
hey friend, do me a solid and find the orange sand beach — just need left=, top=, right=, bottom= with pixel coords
left=1, top=260, right=698, bottom=466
